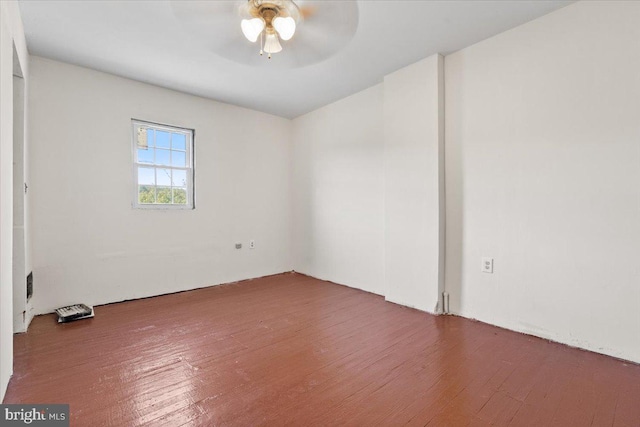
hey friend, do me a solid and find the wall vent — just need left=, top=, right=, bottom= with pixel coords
left=26, top=271, right=33, bottom=301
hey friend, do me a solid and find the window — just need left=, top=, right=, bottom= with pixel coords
left=132, top=120, right=194, bottom=209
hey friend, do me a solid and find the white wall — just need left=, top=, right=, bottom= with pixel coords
left=0, top=0, right=29, bottom=403
left=28, top=57, right=292, bottom=315
left=384, top=55, right=445, bottom=313
left=445, top=0, right=640, bottom=362
left=291, top=55, right=446, bottom=311
left=292, top=84, right=385, bottom=295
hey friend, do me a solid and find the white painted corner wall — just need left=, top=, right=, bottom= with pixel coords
left=445, top=0, right=640, bottom=363
left=28, top=57, right=293, bottom=315
left=292, top=54, right=446, bottom=313
left=383, top=55, right=445, bottom=313
left=292, top=1, right=639, bottom=363
left=292, top=84, right=386, bottom=295
left=0, top=0, right=30, bottom=403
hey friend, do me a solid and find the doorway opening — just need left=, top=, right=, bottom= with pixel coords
left=12, top=43, right=31, bottom=333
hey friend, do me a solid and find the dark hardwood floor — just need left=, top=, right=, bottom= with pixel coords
left=4, top=273, right=640, bottom=426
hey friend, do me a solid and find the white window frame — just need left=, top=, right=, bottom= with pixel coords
left=131, top=119, right=195, bottom=210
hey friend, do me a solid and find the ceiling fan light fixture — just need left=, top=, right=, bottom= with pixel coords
left=241, top=17, right=265, bottom=42
left=273, top=16, right=296, bottom=41
left=264, top=33, right=282, bottom=54
left=240, top=0, right=302, bottom=58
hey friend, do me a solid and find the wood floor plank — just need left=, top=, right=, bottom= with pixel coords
left=4, top=273, right=640, bottom=426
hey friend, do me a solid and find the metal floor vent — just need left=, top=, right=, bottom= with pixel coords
left=26, top=272, right=33, bottom=301
left=55, top=304, right=94, bottom=323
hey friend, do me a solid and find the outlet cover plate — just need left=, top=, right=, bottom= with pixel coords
left=482, top=257, right=493, bottom=273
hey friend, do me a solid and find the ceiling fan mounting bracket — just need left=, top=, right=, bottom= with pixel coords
left=246, top=0, right=300, bottom=24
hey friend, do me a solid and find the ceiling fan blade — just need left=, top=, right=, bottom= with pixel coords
left=171, top=0, right=247, bottom=49
left=299, top=5, right=317, bottom=20
left=293, top=0, right=359, bottom=58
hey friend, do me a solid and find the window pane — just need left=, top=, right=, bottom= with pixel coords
left=172, top=133, right=186, bottom=151
left=156, top=131, right=170, bottom=148
left=156, top=148, right=170, bottom=166
left=146, top=129, right=155, bottom=147
left=171, top=150, right=186, bottom=167
left=138, top=167, right=155, bottom=185
left=133, top=120, right=194, bottom=209
left=173, top=188, right=187, bottom=205
left=137, top=147, right=154, bottom=164
left=172, top=169, right=187, bottom=187
left=156, top=187, right=171, bottom=204
left=138, top=186, right=155, bottom=203
left=157, top=168, right=171, bottom=186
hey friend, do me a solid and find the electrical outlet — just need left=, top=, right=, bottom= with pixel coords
left=235, top=243, right=242, bottom=249
left=249, top=240, right=255, bottom=249
left=481, top=257, right=493, bottom=273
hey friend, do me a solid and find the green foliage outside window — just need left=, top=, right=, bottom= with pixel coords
left=139, top=186, right=187, bottom=205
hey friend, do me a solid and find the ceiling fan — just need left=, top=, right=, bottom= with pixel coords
left=239, top=0, right=307, bottom=59
left=170, top=0, right=359, bottom=68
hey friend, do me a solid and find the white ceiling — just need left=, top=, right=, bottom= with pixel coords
left=18, top=0, right=572, bottom=118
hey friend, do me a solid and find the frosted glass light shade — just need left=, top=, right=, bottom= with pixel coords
left=264, top=33, right=282, bottom=53
left=273, top=16, right=296, bottom=41
left=241, top=18, right=265, bottom=42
